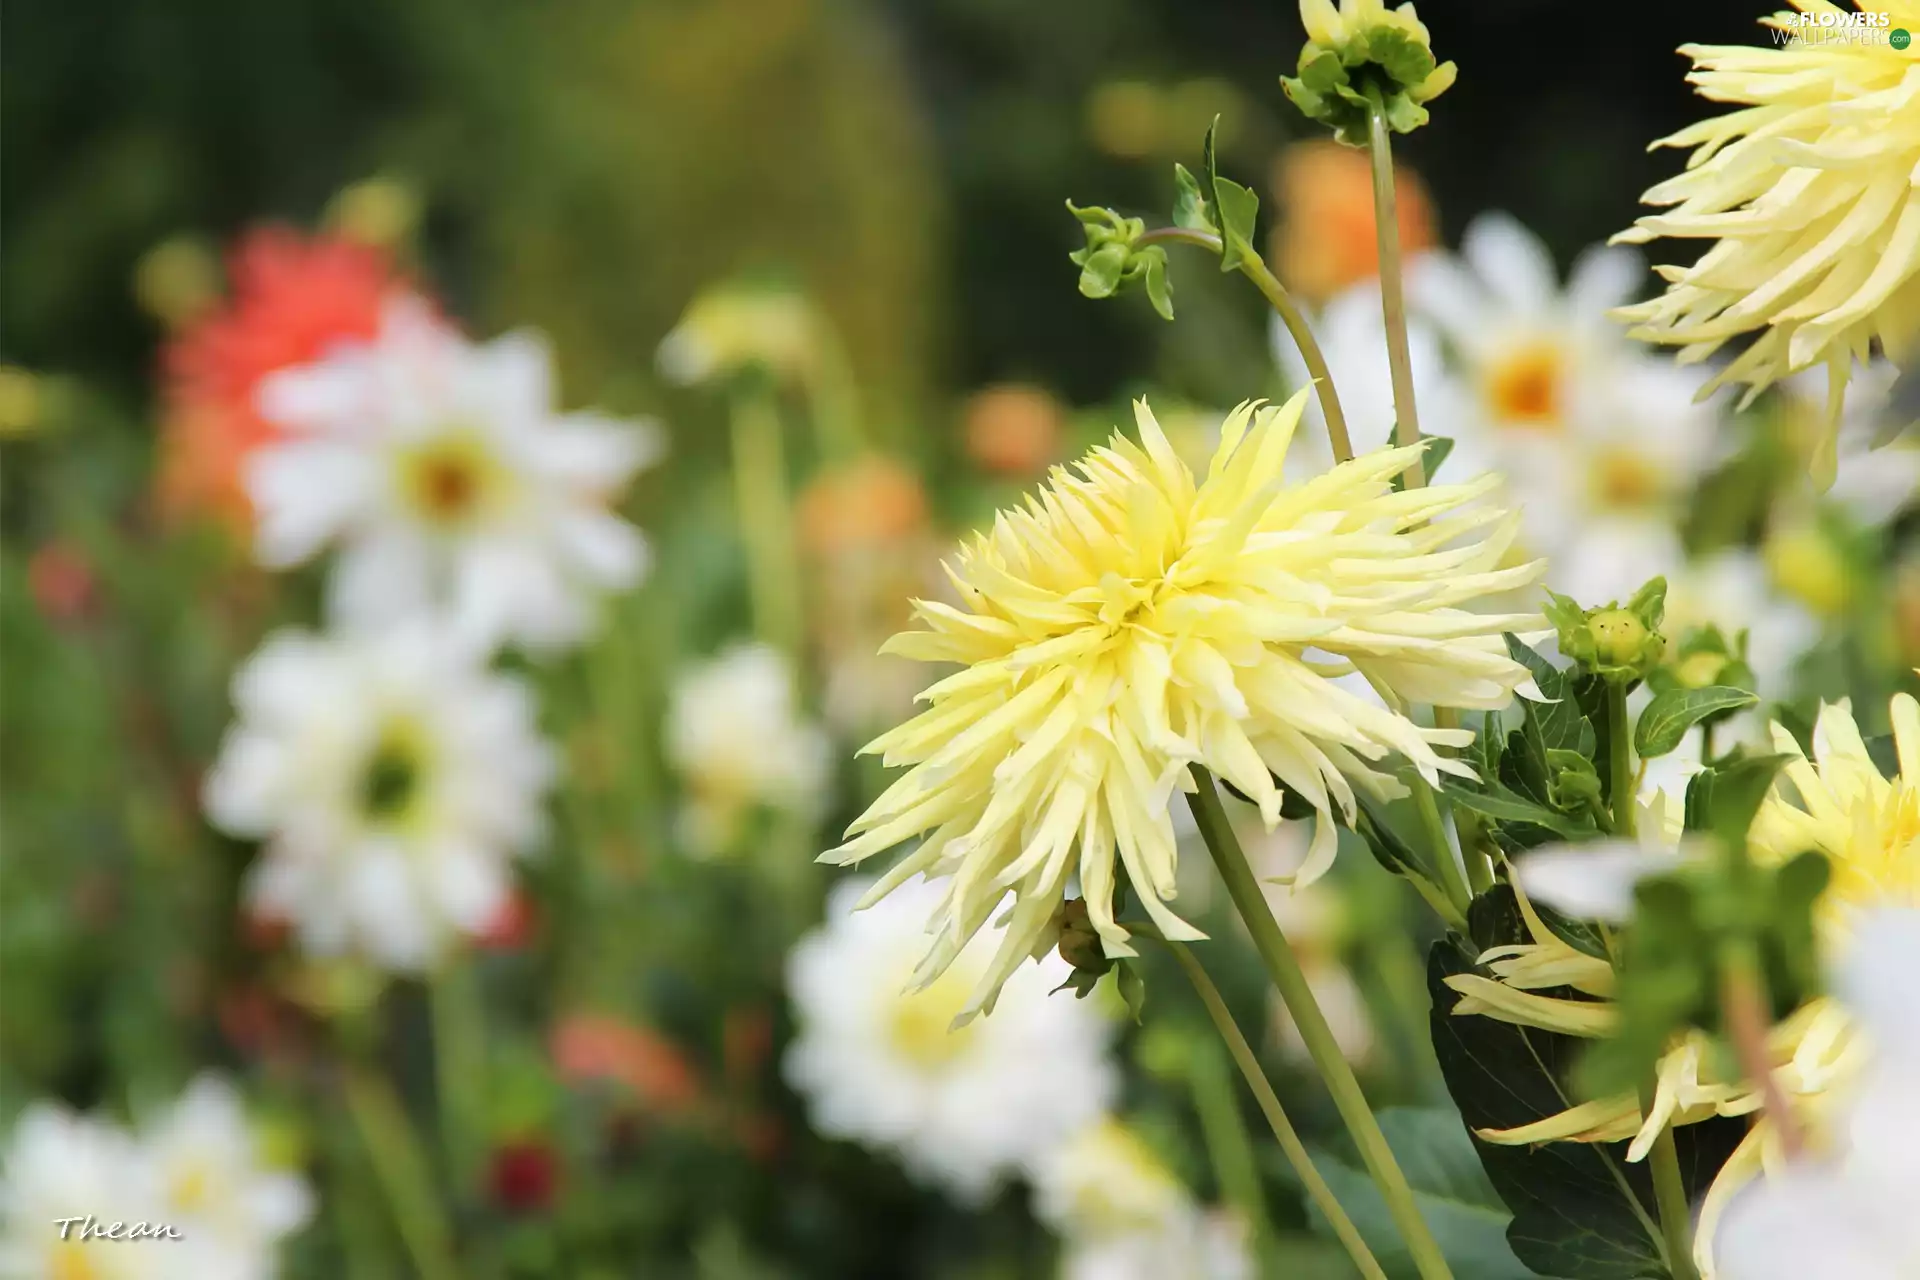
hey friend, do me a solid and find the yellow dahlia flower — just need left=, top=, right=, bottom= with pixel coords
left=1446, top=692, right=1920, bottom=1275
left=827, top=391, right=1545, bottom=1018
left=1611, top=2, right=1920, bottom=486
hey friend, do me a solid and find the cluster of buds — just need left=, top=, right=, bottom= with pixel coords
left=1281, top=0, right=1456, bottom=145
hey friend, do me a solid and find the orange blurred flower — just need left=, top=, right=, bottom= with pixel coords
left=157, top=227, right=410, bottom=526
left=551, top=1013, right=703, bottom=1113
left=1270, top=140, right=1435, bottom=306
left=961, top=383, right=1064, bottom=476
left=796, top=454, right=929, bottom=557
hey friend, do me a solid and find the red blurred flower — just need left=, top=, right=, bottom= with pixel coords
left=157, top=227, right=408, bottom=526
left=488, top=1139, right=560, bottom=1213
left=551, top=1013, right=703, bottom=1113
left=26, top=542, right=95, bottom=623
left=477, top=889, right=539, bottom=951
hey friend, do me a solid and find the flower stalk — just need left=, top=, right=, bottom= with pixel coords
left=729, top=386, right=804, bottom=655
left=342, top=1062, right=460, bottom=1280
left=1188, top=769, right=1453, bottom=1280
left=1638, top=1080, right=1698, bottom=1280
left=1607, top=682, right=1635, bottom=838
left=1719, top=940, right=1802, bottom=1158
left=1365, top=94, right=1424, bottom=487
left=1165, top=938, right=1389, bottom=1280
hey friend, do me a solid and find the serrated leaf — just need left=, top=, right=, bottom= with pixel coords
left=1430, top=890, right=1743, bottom=1279
left=1634, top=686, right=1758, bottom=759
left=1307, top=1108, right=1533, bottom=1280
left=1202, top=116, right=1260, bottom=274
left=1505, top=634, right=1595, bottom=757
left=1172, top=162, right=1216, bottom=233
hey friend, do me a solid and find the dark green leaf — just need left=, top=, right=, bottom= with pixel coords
left=1442, top=780, right=1597, bottom=842
left=1634, top=687, right=1758, bottom=759
left=1505, top=635, right=1596, bottom=757
left=1115, top=961, right=1147, bottom=1023
left=1690, top=753, right=1792, bottom=845
left=1202, top=116, right=1260, bottom=274
left=1430, top=889, right=1743, bottom=1279
left=1355, top=792, right=1423, bottom=879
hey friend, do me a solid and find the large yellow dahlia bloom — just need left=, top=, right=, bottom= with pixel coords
left=827, top=391, right=1544, bottom=1017
left=1446, top=692, right=1920, bottom=1275
left=1611, top=1, right=1920, bottom=483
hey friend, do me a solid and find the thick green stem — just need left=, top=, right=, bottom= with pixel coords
left=1411, top=779, right=1471, bottom=920
left=1638, top=1089, right=1698, bottom=1280
left=1607, top=682, right=1636, bottom=838
left=343, top=1064, right=460, bottom=1280
left=1135, top=225, right=1353, bottom=462
left=729, top=387, right=804, bottom=655
left=1167, top=941, right=1389, bottom=1280
left=1365, top=98, right=1424, bottom=488
left=1719, top=941, right=1801, bottom=1157
left=1188, top=770, right=1453, bottom=1280
left=431, top=964, right=485, bottom=1193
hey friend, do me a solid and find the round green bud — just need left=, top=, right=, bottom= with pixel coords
left=1588, top=609, right=1658, bottom=668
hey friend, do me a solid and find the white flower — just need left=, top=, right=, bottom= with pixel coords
left=1509, top=790, right=1693, bottom=924
left=1032, top=1119, right=1252, bottom=1280
left=783, top=875, right=1117, bottom=1201
left=140, top=1076, right=311, bottom=1280
left=665, top=644, right=831, bottom=855
left=249, top=298, right=662, bottom=655
left=1409, top=213, right=1724, bottom=603
left=0, top=1104, right=158, bottom=1280
left=203, top=625, right=558, bottom=970
left=1718, top=908, right=1920, bottom=1280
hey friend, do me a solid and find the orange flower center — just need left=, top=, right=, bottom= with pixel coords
left=397, top=430, right=502, bottom=528
left=1486, top=341, right=1564, bottom=426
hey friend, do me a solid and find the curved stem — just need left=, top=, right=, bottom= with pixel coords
left=1365, top=97, right=1424, bottom=489
left=1135, top=227, right=1354, bottom=462
left=1166, top=940, right=1390, bottom=1280
left=342, top=1064, right=460, bottom=1280
left=1188, top=769, right=1454, bottom=1280
left=1637, top=1083, right=1698, bottom=1280
left=1720, top=941, right=1802, bottom=1158
left=1411, top=779, right=1471, bottom=919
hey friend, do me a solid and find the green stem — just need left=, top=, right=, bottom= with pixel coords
left=1365, top=96, right=1424, bottom=488
left=1607, top=682, right=1635, bottom=838
left=1411, top=779, right=1472, bottom=920
left=804, top=326, right=867, bottom=463
left=1188, top=770, right=1453, bottom=1280
left=1719, top=941, right=1801, bottom=1157
left=1184, top=1034, right=1284, bottom=1276
left=431, top=963, right=485, bottom=1194
left=1637, top=1089, right=1698, bottom=1280
left=729, top=387, right=804, bottom=655
left=1166, top=940, right=1389, bottom=1280
left=342, top=1065, right=460, bottom=1280
left=1134, top=225, right=1353, bottom=462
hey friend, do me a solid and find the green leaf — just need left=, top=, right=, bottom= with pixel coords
left=1115, top=961, right=1147, bottom=1024
left=1172, top=162, right=1216, bottom=233
left=1307, top=1108, right=1534, bottom=1280
left=1504, top=635, right=1596, bottom=758
left=1141, top=251, right=1173, bottom=321
left=1429, top=889, right=1744, bottom=1279
left=1442, top=779, right=1597, bottom=842
left=1384, top=427, right=1456, bottom=491
left=1355, top=792, right=1423, bottom=879
left=1634, top=686, right=1759, bottom=759
left=1202, top=116, right=1260, bottom=274
left=1687, top=752, right=1792, bottom=845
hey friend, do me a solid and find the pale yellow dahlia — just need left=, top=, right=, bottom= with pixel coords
left=1611, top=1, right=1920, bottom=485
left=1447, top=692, right=1920, bottom=1275
left=827, top=391, right=1545, bottom=1018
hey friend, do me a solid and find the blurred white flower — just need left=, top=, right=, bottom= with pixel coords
left=204, top=625, right=557, bottom=970
left=1031, top=1118, right=1252, bottom=1280
left=1718, top=909, right=1920, bottom=1280
left=1509, top=790, right=1692, bottom=924
left=1407, top=213, right=1723, bottom=604
left=0, top=1103, right=158, bottom=1280
left=783, top=875, right=1117, bottom=1202
left=665, top=644, right=831, bottom=856
left=140, top=1075, right=311, bottom=1280
left=249, top=297, right=662, bottom=655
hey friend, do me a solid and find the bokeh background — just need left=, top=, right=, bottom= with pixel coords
left=5, top=1, right=1916, bottom=1277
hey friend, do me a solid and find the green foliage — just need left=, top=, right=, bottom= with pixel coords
left=1201, top=117, right=1261, bottom=277
left=1065, top=201, right=1174, bottom=320
left=1632, top=687, right=1758, bottom=760
left=1428, top=889, right=1745, bottom=1279
left=1647, top=625, right=1756, bottom=700
left=1308, top=1108, right=1533, bottom=1280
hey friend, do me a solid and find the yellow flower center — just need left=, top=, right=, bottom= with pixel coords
left=171, top=1161, right=214, bottom=1214
left=887, top=971, right=979, bottom=1068
left=359, top=718, right=431, bottom=828
left=1486, top=340, right=1564, bottom=426
left=396, top=429, right=503, bottom=528
left=1591, top=449, right=1664, bottom=510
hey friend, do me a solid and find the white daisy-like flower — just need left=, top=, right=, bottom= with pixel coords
left=783, top=875, right=1117, bottom=1202
left=1031, top=1118, right=1253, bottom=1280
left=0, top=1104, right=160, bottom=1280
left=203, top=625, right=558, bottom=971
left=665, top=643, right=832, bottom=856
left=1718, top=908, right=1920, bottom=1280
left=249, top=297, right=662, bottom=655
left=1408, top=213, right=1724, bottom=604
left=141, top=1075, right=312, bottom=1280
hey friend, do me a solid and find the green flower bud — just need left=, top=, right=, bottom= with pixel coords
left=1048, top=897, right=1116, bottom=999
left=1545, top=578, right=1668, bottom=684
left=1280, top=0, right=1456, bottom=146
left=1065, top=202, right=1174, bottom=320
